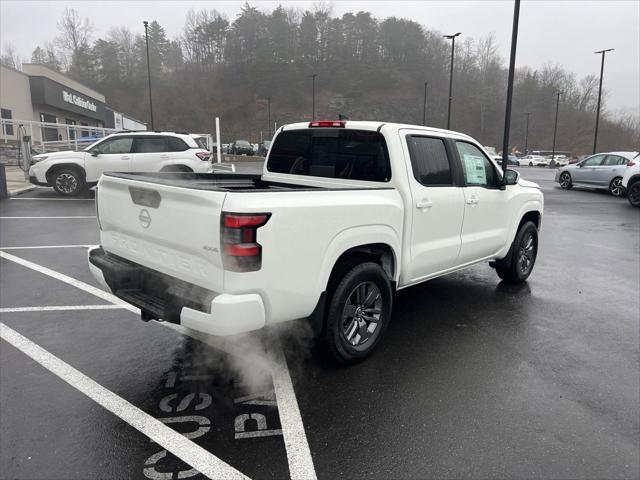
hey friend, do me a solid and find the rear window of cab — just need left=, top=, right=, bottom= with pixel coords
left=267, top=129, right=391, bottom=182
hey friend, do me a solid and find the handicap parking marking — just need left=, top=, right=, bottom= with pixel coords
left=0, top=323, right=250, bottom=480
left=0, top=249, right=317, bottom=480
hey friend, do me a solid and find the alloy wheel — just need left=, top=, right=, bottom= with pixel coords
left=55, top=173, right=78, bottom=194
left=341, top=281, right=383, bottom=347
left=628, top=183, right=640, bottom=206
left=560, top=173, right=571, bottom=188
left=518, top=232, right=535, bottom=274
left=610, top=178, right=623, bottom=197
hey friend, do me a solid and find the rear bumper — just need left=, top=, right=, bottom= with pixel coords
left=87, top=246, right=265, bottom=336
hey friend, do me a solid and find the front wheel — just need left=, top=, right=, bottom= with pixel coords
left=494, top=221, right=538, bottom=284
left=52, top=169, right=84, bottom=196
left=627, top=182, right=640, bottom=207
left=323, top=262, right=393, bottom=364
left=559, top=172, right=572, bottom=189
left=609, top=176, right=624, bottom=197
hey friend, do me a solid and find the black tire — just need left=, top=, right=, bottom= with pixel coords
left=51, top=168, right=84, bottom=196
left=559, top=171, right=572, bottom=189
left=627, top=181, right=640, bottom=207
left=609, top=176, right=624, bottom=197
left=494, top=221, right=538, bottom=284
left=529, top=161, right=533, bottom=166
left=322, top=262, right=393, bottom=364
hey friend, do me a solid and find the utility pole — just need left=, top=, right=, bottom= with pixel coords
left=311, top=74, right=317, bottom=120
left=267, top=96, right=271, bottom=139
left=593, top=48, right=614, bottom=154
left=552, top=92, right=562, bottom=162
left=443, top=32, right=461, bottom=130
left=501, top=0, right=520, bottom=174
left=524, top=112, right=531, bottom=155
left=143, top=21, right=155, bottom=130
left=422, top=82, right=428, bottom=126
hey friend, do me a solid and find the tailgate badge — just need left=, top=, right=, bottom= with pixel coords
left=138, top=209, right=151, bottom=229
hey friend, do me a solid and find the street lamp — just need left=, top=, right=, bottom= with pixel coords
left=524, top=112, right=531, bottom=155
left=143, top=21, right=154, bottom=130
left=443, top=32, right=461, bottom=130
left=422, top=82, right=428, bottom=126
left=500, top=0, right=520, bottom=173
left=311, top=74, right=317, bottom=120
left=593, top=48, right=614, bottom=154
left=551, top=92, right=562, bottom=162
left=267, top=96, right=271, bottom=139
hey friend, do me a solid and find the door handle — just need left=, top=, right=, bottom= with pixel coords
left=466, top=195, right=479, bottom=206
left=121, top=155, right=131, bottom=160
left=160, top=154, right=169, bottom=159
left=416, top=199, right=433, bottom=209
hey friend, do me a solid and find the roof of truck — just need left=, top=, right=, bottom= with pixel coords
left=280, top=120, right=475, bottom=141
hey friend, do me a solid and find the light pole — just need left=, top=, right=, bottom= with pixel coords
left=443, top=32, right=461, bottom=130
left=422, top=82, right=428, bottom=125
left=524, top=112, right=531, bottom=155
left=143, top=21, right=154, bottom=130
left=552, top=92, right=562, bottom=162
left=500, top=0, right=520, bottom=173
left=593, top=48, right=614, bottom=154
left=311, top=74, right=317, bottom=120
left=267, top=97, right=271, bottom=139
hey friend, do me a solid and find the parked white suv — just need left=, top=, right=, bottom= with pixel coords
left=89, top=120, right=543, bottom=363
left=621, top=153, right=640, bottom=207
left=29, top=131, right=212, bottom=196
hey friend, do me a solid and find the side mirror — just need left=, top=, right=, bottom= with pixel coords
left=91, top=150, right=99, bottom=157
left=503, top=169, right=520, bottom=186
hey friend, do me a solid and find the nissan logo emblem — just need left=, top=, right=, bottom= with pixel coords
left=138, top=209, right=151, bottom=228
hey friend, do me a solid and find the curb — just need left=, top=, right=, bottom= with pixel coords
left=9, top=185, right=36, bottom=197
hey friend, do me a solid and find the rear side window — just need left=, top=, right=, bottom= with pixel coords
left=602, top=155, right=626, bottom=166
left=168, top=137, right=189, bottom=152
left=267, top=129, right=391, bottom=182
left=132, top=137, right=169, bottom=153
left=406, top=136, right=452, bottom=185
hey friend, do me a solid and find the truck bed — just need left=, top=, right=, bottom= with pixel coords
left=104, top=171, right=391, bottom=192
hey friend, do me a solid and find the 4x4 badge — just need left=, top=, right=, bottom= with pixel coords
left=138, top=209, right=151, bottom=229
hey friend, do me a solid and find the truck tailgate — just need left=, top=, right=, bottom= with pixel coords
left=97, top=175, right=226, bottom=292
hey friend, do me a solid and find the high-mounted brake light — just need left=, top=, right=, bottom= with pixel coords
left=221, top=212, right=271, bottom=272
left=309, top=120, right=345, bottom=128
left=195, top=151, right=211, bottom=161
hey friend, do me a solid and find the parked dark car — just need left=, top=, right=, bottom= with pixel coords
left=231, top=140, right=254, bottom=155
left=258, top=140, right=271, bottom=157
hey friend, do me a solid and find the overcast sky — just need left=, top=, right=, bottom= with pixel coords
left=2, top=0, right=638, bottom=115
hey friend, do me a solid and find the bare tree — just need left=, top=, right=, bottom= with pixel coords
left=0, top=43, right=22, bottom=69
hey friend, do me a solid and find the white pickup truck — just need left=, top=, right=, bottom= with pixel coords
left=88, top=120, right=543, bottom=363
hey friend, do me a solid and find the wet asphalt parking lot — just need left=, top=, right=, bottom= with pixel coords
left=1, top=165, right=638, bottom=480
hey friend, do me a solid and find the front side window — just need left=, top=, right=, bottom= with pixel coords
left=132, top=137, right=169, bottom=153
left=95, top=136, right=133, bottom=154
left=406, top=135, right=452, bottom=186
left=455, top=141, right=499, bottom=188
left=267, top=129, right=391, bottom=182
left=581, top=155, right=605, bottom=167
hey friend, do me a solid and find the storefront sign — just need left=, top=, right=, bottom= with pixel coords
left=62, top=90, right=97, bottom=112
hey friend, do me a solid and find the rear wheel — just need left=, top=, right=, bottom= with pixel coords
left=609, top=176, right=624, bottom=197
left=627, top=181, right=640, bottom=207
left=494, top=221, right=538, bottom=284
left=322, top=262, right=393, bottom=364
left=559, top=172, right=572, bottom=189
left=52, top=168, right=84, bottom=196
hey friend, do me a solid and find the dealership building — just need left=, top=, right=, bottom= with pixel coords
left=0, top=63, right=146, bottom=144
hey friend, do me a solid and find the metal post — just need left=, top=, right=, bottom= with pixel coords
left=311, top=74, right=317, bottom=120
left=501, top=0, right=520, bottom=174
left=552, top=92, right=561, bottom=162
left=524, top=112, right=531, bottom=155
left=143, top=21, right=155, bottom=130
left=422, top=82, right=428, bottom=126
left=444, top=33, right=461, bottom=130
left=267, top=96, right=271, bottom=139
left=215, top=117, right=221, bottom=164
left=593, top=48, right=614, bottom=154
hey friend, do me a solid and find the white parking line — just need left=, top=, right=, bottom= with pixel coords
left=10, top=197, right=94, bottom=201
left=0, top=216, right=96, bottom=219
left=0, top=305, right=127, bottom=313
left=0, top=245, right=94, bottom=250
left=0, top=323, right=249, bottom=480
left=1, top=250, right=317, bottom=480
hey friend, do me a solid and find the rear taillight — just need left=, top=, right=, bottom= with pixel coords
left=309, top=120, right=345, bottom=128
left=221, top=212, right=270, bottom=272
left=196, top=151, right=211, bottom=161
left=627, top=161, right=636, bottom=167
